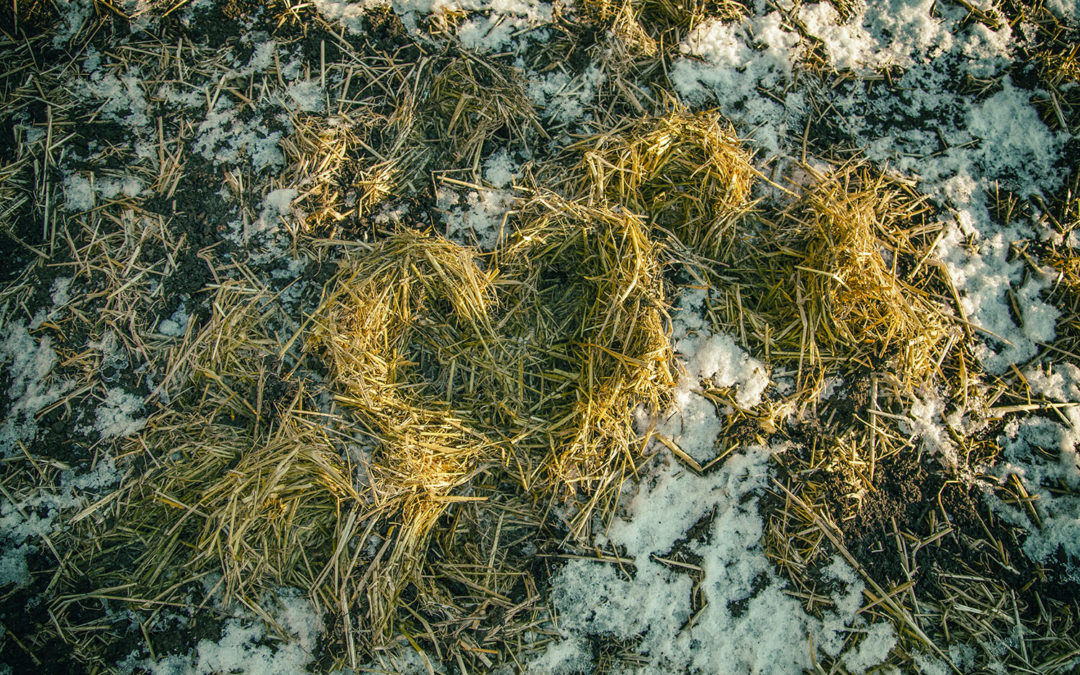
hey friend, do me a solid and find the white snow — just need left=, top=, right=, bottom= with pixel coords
left=990, top=363, right=1080, bottom=573
left=94, top=389, right=147, bottom=440
left=845, top=621, right=898, bottom=674
left=528, top=63, right=607, bottom=124
left=63, top=174, right=96, bottom=211
left=541, top=446, right=892, bottom=671
left=312, top=0, right=387, bottom=33
left=798, top=3, right=878, bottom=71
left=965, top=82, right=1066, bottom=197
left=678, top=333, right=771, bottom=409
left=287, top=79, right=326, bottom=113
left=251, top=188, right=299, bottom=239
left=0, top=322, right=75, bottom=458
left=442, top=186, right=516, bottom=250
left=651, top=287, right=771, bottom=463
left=157, top=304, right=190, bottom=338
left=484, top=149, right=518, bottom=188
left=935, top=220, right=1059, bottom=373
left=193, top=100, right=286, bottom=171
left=672, top=12, right=802, bottom=157
left=131, top=592, right=323, bottom=674
left=902, top=391, right=958, bottom=464
left=78, top=66, right=152, bottom=131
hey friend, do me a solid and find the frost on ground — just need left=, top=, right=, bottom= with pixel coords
left=0, top=323, right=74, bottom=458
left=120, top=591, right=324, bottom=675
left=993, top=363, right=1080, bottom=574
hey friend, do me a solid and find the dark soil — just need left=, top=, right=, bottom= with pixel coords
left=0, top=551, right=86, bottom=673
left=818, top=443, right=1080, bottom=615
left=0, top=0, right=59, bottom=40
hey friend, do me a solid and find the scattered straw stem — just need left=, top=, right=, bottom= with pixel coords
left=97, top=408, right=362, bottom=619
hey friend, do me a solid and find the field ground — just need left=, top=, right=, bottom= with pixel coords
left=1, top=0, right=1079, bottom=672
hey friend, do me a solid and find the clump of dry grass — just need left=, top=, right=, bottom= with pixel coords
left=421, top=54, right=541, bottom=169
left=635, top=0, right=744, bottom=42
left=570, top=107, right=757, bottom=259
left=1038, top=46, right=1080, bottom=87
left=712, top=163, right=957, bottom=390
left=337, top=52, right=539, bottom=218
left=100, top=410, right=360, bottom=618
left=784, top=165, right=953, bottom=383
left=494, top=193, right=676, bottom=535
left=307, top=230, right=504, bottom=638
left=580, top=0, right=743, bottom=57
left=580, top=0, right=660, bottom=58
left=60, top=278, right=367, bottom=637
left=1039, top=187, right=1080, bottom=352
left=1034, top=45, right=1080, bottom=131
left=310, top=201, right=676, bottom=547
left=280, top=114, right=360, bottom=231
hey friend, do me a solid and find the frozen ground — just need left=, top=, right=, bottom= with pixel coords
left=1, top=0, right=1079, bottom=672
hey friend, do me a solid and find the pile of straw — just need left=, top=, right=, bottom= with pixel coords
left=69, top=282, right=362, bottom=627
left=307, top=231, right=505, bottom=637
left=579, top=0, right=744, bottom=57
left=712, top=163, right=957, bottom=389
left=571, top=107, right=757, bottom=259
left=108, top=412, right=360, bottom=617
left=495, top=195, right=675, bottom=532
left=420, top=54, right=541, bottom=169
left=310, top=203, right=676, bottom=543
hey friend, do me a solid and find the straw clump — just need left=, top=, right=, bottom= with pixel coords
left=571, top=108, right=757, bottom=260
left=69, top=282, right=365, bottom=626
left=107, top=412, right=360, bottom=615
left=307, top=230, right=506, bottom=634
left=714, top=164, right=956, bottom=389
left=309, top=229, right=501, bottom=506
left=311, top=200, right=677, bottom=545
left=342, top=52, right=539, bottom=218
left=495, top=194, right=676, bottom=534
left=579, top=0, right=744, bottom=58
left=421, top=54, right=540, bottom=168
left=280, top=113, right=361, bottom=232
left=787, top=166, right=953, bottom=382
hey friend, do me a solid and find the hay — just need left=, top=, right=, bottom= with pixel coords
left=581, top=0, right=660, bottom=58
left=1037, top=46, right=1080, bottom=88
left=308, top=229, right=505, bottom=638
left=338, top=52, right=539, bottom=217
left=60, top=278, right=365, bottom=622
left=1041, top=188, right=1080, bottom=354
left=711, top=163, right=957, bottom=389
left=421, top=54, right=540, bottom=169
left=570, top=107, right=757, bottom=259
left=579, top=0, right=744, bottom=57
left=783, top=165, right=953, bottom=382
left=635, top=0, right=744, bottom=43
left=310, top=202, right=676, bottom=545
left=494, top=193, right=676, bottom=536
left=280, top=113, right=360, bottom=231
left=99, top=409, right=361, bottom=617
